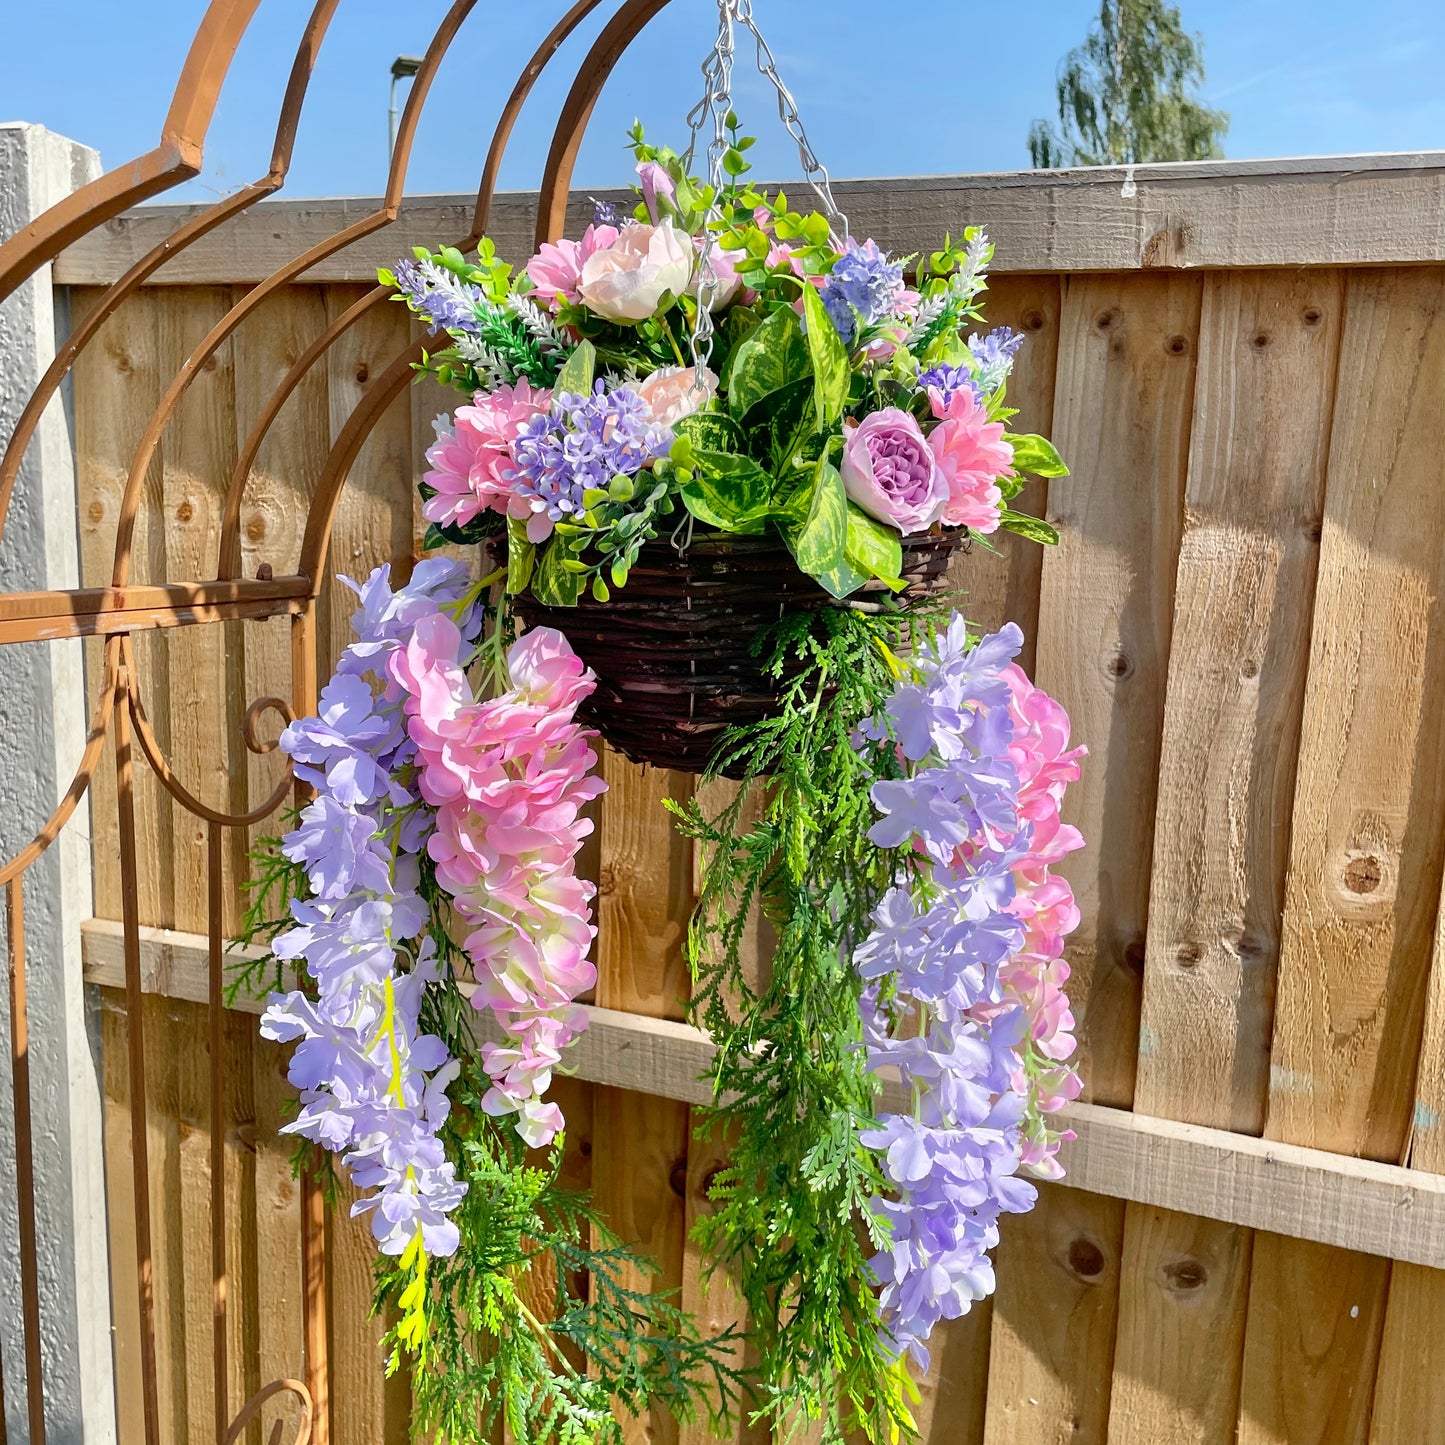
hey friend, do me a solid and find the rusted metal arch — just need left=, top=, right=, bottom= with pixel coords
left=0, top=3, right=688, bottom=1443
left=300, top=0, right=676, bottom=585
left=218, top=0, right=609, bottom=581
left=0, top=0, right=344, bottom=551
left=0, top=0, right=268, bottom=305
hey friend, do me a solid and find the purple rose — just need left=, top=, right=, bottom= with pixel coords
left=840, top=408, right=947, bottom=535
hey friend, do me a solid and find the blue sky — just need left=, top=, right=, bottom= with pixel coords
left=1, top=0, right=1442, bottom=201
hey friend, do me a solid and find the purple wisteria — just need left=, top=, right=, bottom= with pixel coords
left=507, top=381, right=673, bottom=531
left=260, top=559, right=483, bottom=1260
left=854, top=615, right=1086, bottom=1369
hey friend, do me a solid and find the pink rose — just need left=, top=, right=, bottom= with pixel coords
left=636, top=160, right=677, bottom=223
left=578, top=221, right=694, bottom=323
left=839, top=408, right=947, bottom=535
left=525, top=224, right=618, bottom=312
left=692, top=239, right=745, bottom=311
left=422, top=380, right=552, bottom=529
left=926, top=386, right=1013, bottom=533
left=634, top=365, right=719, bottom=427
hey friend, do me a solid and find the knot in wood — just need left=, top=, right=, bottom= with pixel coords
left=1162, top=1258, right=1208, bottom=1291
left=1067, top=1237, right=1106, bottom=1280
left=1175, top=942, right=1203, bottom=969
left=668, top=1157, right=689, bottom=1199
left=1343, top=855, right=1382, bottom=895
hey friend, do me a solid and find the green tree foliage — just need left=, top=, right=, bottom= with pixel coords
left=1028, top=0, right=1228, bottom=168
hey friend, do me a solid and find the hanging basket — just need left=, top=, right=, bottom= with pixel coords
left=511, top=528, right=963, bottom=775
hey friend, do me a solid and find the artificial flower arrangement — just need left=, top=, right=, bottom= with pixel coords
left=241, top=120, right=1084, bottom=1445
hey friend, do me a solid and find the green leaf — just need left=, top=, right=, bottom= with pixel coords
left=999, top=508, right=1061, bottom=546
left=531, top=538, right=582, bottom=606
left=555, top=338, right=596, bottom=396
left=811, top=551, right=872, bottom=599
left=800, top=284, right=851, bottom=430
left=1005, top=432, right=1069, bottom=478
left=843, top=505, right=905, bottom=589
left=681, top=450, right=774, bottom=533
left=724, top=306, right=810, bottom=417
left=673, top=410, right=747, bottom=456
left=505, top=517, right=536, bottom=595
left=788, top=459, right=848, bottom=576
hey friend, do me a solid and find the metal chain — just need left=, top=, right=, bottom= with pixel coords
left=681, top=0, right=850, bottom=383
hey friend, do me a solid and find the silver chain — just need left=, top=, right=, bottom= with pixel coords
left=681, top=0, right=849, bottom=382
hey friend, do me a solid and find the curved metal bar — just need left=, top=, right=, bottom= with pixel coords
left=120, top=637, right=293, bottom=828
left=0, top=0, right=267, bottom=306
left=225, top=1379, right=313, bottom=1445
left=0, top=0, right=345, bottom=554
left=298, top=343, right=425, bottom=586
left=472, top=0, right=610, bottom=238
left=218, top=283, right=389, bottom=582
left=220, top=0, right=602, bottom=584
left=0, top=635, right=120, bottom=888
left=109, top=0, right=479, bottom=591
left=536, top=0, right=675, bottom=246
left=243, top=695, right=296, bottom=756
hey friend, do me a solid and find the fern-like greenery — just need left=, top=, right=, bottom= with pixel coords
left=668, top=604, right=940, bottom=1442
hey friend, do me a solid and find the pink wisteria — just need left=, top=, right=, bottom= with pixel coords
left=391, top=616, right=606, bottom=1147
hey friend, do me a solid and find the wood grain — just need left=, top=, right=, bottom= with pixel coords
left=982, top=270, right=1199, bottom=1443
left=949, top=273, right=1062, bottom=673
left=592, top=751, right=696, bottom=1445
left=1111, top=270, right=1343, bottom=1445
left=1238, top=266, right=1445, bottom=1443
left=56, top=157, right=1445, bottom=287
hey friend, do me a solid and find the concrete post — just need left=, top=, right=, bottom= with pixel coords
left=0, top=121, right=116, bottom=1445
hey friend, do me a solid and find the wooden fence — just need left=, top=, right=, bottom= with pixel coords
left=62, top=155, right=1445, bottom=1445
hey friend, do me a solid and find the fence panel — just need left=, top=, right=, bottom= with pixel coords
left=48, top=177, right=1445, bottom=1445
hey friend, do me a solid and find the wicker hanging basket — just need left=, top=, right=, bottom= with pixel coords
left=512, top=529, right=963, bottom=775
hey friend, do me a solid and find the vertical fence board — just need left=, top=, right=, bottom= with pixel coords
left=1371, top=876, right=1445, bottom=1445
left=592, top=751, right=695, bottom=1445
left=983, top=271, right=1200, bottom=1445
left=321, top=285, right=416, bottom=1445
left=950, top=273, right=1062, bottom=671
left=1235, top=267, right=1445, bottom=1445
left=1109, top=270, right=1343, bottom=1445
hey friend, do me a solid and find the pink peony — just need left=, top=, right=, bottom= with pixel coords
left=578, top=221, right=694, bottom=323
left=524, top=223, right=619, bottom=312
left=421, top=380, right=551, bottom=529
left=634, top=364, right=719, bottom=427
left=839, top=408, right=948, bottom=535
left=926, top=387, right=1014, bottom=533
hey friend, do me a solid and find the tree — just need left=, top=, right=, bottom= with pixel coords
left=1028, top=0, right=1228, bottom=168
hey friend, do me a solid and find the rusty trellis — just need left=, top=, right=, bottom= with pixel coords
left=0, top=1, right=676, bottom=1439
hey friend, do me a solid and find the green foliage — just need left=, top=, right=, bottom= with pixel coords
left=1007, top=432, right=1070, bottom=479
left=800, top=286, right=850, bottom=430
left=1028, top=0, right=1229, bottom=167
left=843, top=507, right=905, bottom=592
left=668, top=607, right=941, bottom=1442
left=505, top=516, right=537, bottom=595
left=998, top=508, right=1061, bottom=545
left=555, top=338, right=597, bottom=395
left=783, top=457, right=848, bottom=577
left=681, top=450, right=775, bottom=532
left=381, top=1063, right=748, bottom=1445
left=230, top=821, right=304, bottom=1004
left=726, top=306, right=812, bottom=417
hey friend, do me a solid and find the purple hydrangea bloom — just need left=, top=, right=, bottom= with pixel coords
left=916, top=362, right=982, bottom=411
left=507, top=382, right=673, bottom=527
left=392, top=256, right=486, bottom=336
left=820, top=240, right=907, bottom=347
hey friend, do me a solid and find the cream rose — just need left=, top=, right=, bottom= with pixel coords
left=577, top=221, right=695, bottom=323
left=634, top=365, right=720, bottom=427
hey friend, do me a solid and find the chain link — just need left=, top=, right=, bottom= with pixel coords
left=681, top=0, right=849, bottom=384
